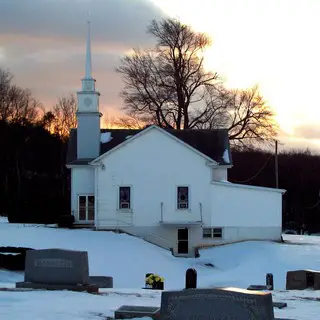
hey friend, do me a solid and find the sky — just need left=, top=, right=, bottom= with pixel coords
left=0, top=0, right=320, bottom=151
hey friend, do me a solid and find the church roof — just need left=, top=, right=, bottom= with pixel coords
left=66, top=127, right=232, bottom=166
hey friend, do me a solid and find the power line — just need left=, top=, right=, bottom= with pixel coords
left=230, top=153, right=274, bottom=184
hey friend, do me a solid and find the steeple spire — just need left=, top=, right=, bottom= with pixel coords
left=81, top=14, right=96, bottom=92
left=85, top=17, right=92, bottom=79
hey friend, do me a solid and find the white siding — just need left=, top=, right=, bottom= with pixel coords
left=71, top=167, right=95, bottom=220
left=212, top=167, right=228, bottom=182
left=208, top=182, right=283, bottom=242
left=211, top=183, right=282, bottom=227
left=96, top=127, right=213, bottom=228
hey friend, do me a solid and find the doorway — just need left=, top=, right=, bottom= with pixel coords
left=177, top=228, right=189, bottom=254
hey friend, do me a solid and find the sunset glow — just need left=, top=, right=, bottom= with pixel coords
left=150, top=0, right=320, bottom=143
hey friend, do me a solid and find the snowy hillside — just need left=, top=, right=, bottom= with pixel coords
left=0, top=218, right=320, bottom=319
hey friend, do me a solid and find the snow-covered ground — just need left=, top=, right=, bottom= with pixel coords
left=0, top=217, right=320, bottom=319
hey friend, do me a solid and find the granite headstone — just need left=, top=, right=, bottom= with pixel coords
left=286, top=269, right=320, bottom=290
left=114, top=305, right=160, bottom=319
left=185, top=268, right=197, bottom=289
left=160, top=287, right=275, bottom=320
left=24, top=248, right=89, bottom=285
left=266, top=273, right=274, bottom=290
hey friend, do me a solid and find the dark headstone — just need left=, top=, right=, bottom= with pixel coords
left=88, top=276, right=113, bottom=288
left=273, top=302, right=287, bottom=309
left=114, top=305, right=160, bottom=319
left=24, top=249, right=89, bottom=285
left=185, top=268, right=197, bottom=289
left=247, top=285, right=267, bottom=291
left=160, top=287, right=275, bottom=320
left=266, top=273, right=274, bottom=290
left=314, top=273, right=320, bottom=290
left=286, top=269, right=320, bottom=290
left=15, top=281, right=98, bottom=293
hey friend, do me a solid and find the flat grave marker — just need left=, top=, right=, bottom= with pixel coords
left=160, top=287, right=275, bottom=320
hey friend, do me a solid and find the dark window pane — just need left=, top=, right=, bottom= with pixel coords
left=203, top=228, right=212, bottom=238
left=79, top=196, right=86, bottom=205
left=213, top=228, right=222, bottom=238
left=88, top=196, right=95, bottom=220
left=88, top=196, right=94, bottom=206
left=79, top=196, right=86, bottom=220
left=178, top=228, right=188, bottom=240
left=119, top=187, right=131, bottom=209
left=88, top=207, right=94, bottom=220
left=177, top=186, right=189, bottom=209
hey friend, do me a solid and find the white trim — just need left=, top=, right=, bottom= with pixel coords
left=202, top=227, right=223, bottom=239
left=66, top=164, right=92, bottom=169
left=94, top=167, right=98, bottom=228
left=176, top=185, right=191, bottom=212
left=117, top=185, right=133, bottom=213
left=212, top=181, right=286, bottom=194
left=206, top=161, right=232, bottom=168
left=90, top=125, right=219, bottom=166
left=77, top=194, right=95, bottom=221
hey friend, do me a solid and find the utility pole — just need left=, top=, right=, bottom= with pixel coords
left=275, top=140, right=279, bottom=188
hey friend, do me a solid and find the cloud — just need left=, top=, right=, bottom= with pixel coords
left=0, top=0, right=166, bottom=112
left=276, top=127, right=320, bottom=152
left=293, top=125, right=320, bottom=141
left=0, top=0, right=164, bottom=46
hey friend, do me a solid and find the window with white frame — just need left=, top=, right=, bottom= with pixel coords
left=202, top=227, right=223, bottom=239
left=78, top=195, right=95, bottom=221
left=119, top=186, right=131, bottom=209
left=177, top=186, right=189, bottom=209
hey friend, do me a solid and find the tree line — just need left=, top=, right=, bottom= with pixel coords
left=1, top=115, right=319, bottom=232
left=0, top=18, right=318, bottom=232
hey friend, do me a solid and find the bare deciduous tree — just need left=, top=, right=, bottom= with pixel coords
left=117, top=18, right=219, bottom=130
left=196, top=85, right=277, bottom=146
left=0, top=68, right=42, bottom=124
left=226, top=86, right=277, bottom=145
left=52, top=93, right=77, bottom=138
left=116, top=18, right=278, bottom=144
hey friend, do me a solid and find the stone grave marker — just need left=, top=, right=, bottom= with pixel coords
left=286, top=269, right=320, bottom=290
left=15, top=248, right=113, bottom=292
left=160, top=287, right=275, bottom=320
left=24, top=248, right=89, bottom=284
left=266, top=273, right=274, bottom=290
left=185, top=268, right=197, bottom=289
left=114, top=305, right=160, bottom=319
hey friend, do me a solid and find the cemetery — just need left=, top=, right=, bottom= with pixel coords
left=6, top=247, right=315, bottom=319
left=0, top=221, right=320, bottom=319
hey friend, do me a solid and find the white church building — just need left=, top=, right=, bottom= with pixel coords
left=66, top=22, right=286, bottom=257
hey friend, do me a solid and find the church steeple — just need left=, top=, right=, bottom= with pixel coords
left=85, top=20, right=92, bottom=79
left=81, top=18, right=96, bottom=92
left=76, top=19, right=101, bottom=160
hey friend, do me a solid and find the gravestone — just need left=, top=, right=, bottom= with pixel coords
left=88, top=276, right=113, bottom=288
left=114, top=305, right=160, bottom=319
left=266, top=273, right=274, bottom=290
left=247, top=284, right=268, bottom=291
left=185, top=268, right=197, bottom=289
left=286, top=269, right=320, bottom=290
left=15, top=248, right=114, bottom=293
left=160, top=287, right=275, bottom=320
left=24, top=248, right=89, bottom=285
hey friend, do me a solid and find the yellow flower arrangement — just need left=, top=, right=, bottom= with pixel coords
left=145, top=273, right=164, bottom=285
